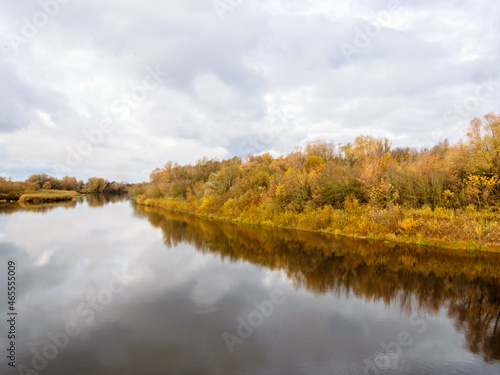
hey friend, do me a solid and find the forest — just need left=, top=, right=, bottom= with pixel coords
left=132, top=113, right=500, bottom=251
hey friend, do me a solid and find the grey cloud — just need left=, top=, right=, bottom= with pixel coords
left=0, top=0, right=499, bottom=181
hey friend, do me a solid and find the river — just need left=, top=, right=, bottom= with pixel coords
left=1, top=196, right=499, bottom=374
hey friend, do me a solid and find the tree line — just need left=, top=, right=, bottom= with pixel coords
left=132, top=113, right=500, bottom=249
left=134, top=113, right=500, bottom=210
left=0, top=174, right=130, bottom=201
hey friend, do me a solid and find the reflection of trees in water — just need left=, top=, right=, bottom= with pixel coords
left=0, top=194, right=130, bottom=214
left=86, top=194, right=107, bottom=207
left=0, top=200, right=78, bottom=215
left=448, top=282, right=500, bottom=362
left=86, top=193, right=128, bottom=207
left=133, top=204, right=500, bottom=362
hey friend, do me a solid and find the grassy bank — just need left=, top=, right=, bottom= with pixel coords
left=18, top=190, right=82, bottom=204
left=135, top=196, right=500, bottom=253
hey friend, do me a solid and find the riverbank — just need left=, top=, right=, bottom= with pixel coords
left=135, top=196, right=500, bottom=253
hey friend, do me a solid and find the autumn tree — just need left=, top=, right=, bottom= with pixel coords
left=351, top=135, right=391, bottom=164
left=305, top=140, right=337, bottom=162
left=275, top=167, right=309, bottom=212
left=465, top=113, right=500, bottom=175
left=62, top=176, right=79, bottom=191
left=303, top=156, right=324, bottom=171
left=47, top=177, right=63, bottom=190
left=27, top=173, right=50, bottom=188
left=87, top=177, right=107, bottom=193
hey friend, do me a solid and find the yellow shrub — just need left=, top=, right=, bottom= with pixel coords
left=219, top=198, right=240, bottom=218
left=198, top=196, right=216, bottom=213
left=399, top=217, right=418, bottom=235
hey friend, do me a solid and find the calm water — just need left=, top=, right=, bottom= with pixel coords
left=1, top=196, right=499, bottom=374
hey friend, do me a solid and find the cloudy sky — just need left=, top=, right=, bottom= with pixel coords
left=1, top=0, right=499, bottom=182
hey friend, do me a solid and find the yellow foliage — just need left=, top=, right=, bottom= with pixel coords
left=465, top=174, right=499, bottom=207
left=198, top=196, right=216, bottom=213
left=303, top=156, right=324, bottom=171
left=399, top=217, right=418, bottom=235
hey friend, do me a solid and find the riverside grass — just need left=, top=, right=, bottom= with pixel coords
left=135, top=196, right=500, bottom=253
left=18, top=189, right=82, bottom=204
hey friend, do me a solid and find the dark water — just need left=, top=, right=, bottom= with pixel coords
left=0, top=197, right=499, bottom=374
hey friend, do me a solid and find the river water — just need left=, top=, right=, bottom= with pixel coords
left=1, top=196, right=499, bottom=374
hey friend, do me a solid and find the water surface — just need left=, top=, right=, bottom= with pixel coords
left=0, top=197, right=499, bottom=374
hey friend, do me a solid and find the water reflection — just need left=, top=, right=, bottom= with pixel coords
left=1, top=199, right=499, bottom=374
left=0, top=200, right=79, bottom=215
left=0, top=194, right=129, bottom=215
left=133, top=204, right=500, bottom=363
left=86, top=193, right=128, bottom=207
